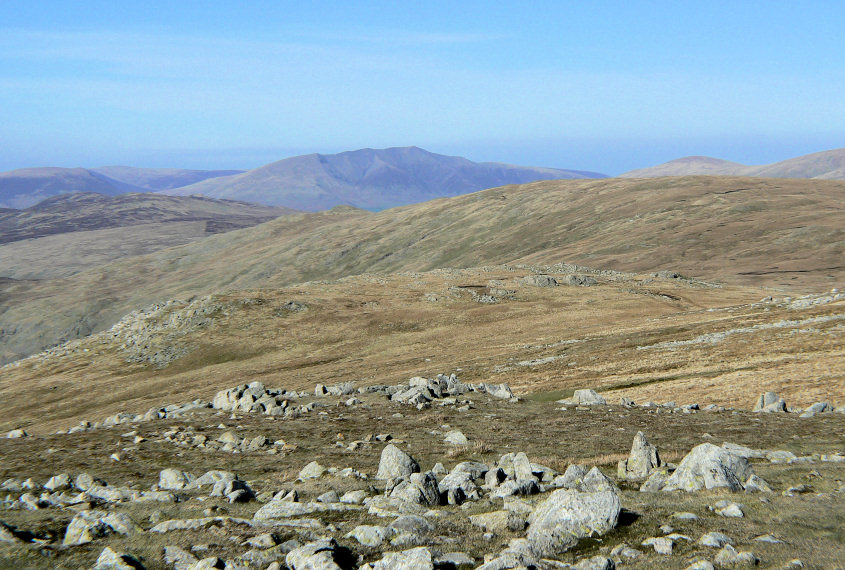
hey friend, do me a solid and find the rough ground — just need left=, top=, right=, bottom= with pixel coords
left=0, top=264, right=843, bottom=568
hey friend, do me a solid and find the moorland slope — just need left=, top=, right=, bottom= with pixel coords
left=0, top=175, right=841, bottom=364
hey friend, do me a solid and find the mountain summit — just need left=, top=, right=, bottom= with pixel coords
left=164, top=146, right=607, bottom=210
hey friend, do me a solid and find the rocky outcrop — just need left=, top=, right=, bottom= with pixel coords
left=661, top=443, right=753, bottom=492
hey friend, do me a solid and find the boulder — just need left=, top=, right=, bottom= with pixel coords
left=572, top=389, right=606, bottom=405
left=444, top=430, right=469, bottom=445
left=93, top=546, right=145, bottom=570
left=527, top=489, right=621, bottom=555
left=63, top=511, right=140, bottom=546
left=389, top=472, right=440, bottom=506
left=367, top=546, right=434, bottom=569
left=662, top=443, right=752, bottom=492
left=753, top=392, right=787, bottom=413
left=286, top=539, right=350, bottom=570
left=376, top=444, right=420, bottom=480
left=158, top=469, right=195, bottom=490
left=618, top=432, right=663, bottom=480
left=44, top=473, right=72, bottom=492
left=298, top=461, right=327, bottom=480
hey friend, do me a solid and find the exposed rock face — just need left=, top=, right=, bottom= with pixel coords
left=753, top=391, right=787, bottom=413
left=376, top=444, right=420, bottom=480
left=521, top=274, right=558, bottom=287
left=286, top=538, right=351, bottom=570
left=527, top=489, right=621, bottom=555
left=618, top=431, right=663, bottom=480
left=662, top=443, right=752, bottom=492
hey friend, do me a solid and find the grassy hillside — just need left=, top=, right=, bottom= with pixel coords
left=0, top=175, right=841, bottom=364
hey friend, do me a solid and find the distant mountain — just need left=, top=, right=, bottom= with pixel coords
left=621, top=148, right=845, bottom=179
left=92, top=166, right=244, bottom=191
left=0, top=166, right=246, bottom=209
left=165, top=146, right=608, bottom=210
left=0, top=167, right=142, bottom=208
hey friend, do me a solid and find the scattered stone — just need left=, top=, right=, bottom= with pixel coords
left=713, top=544, right=759, bottom=566
left=527, top=489, right=621, bottom=555
left=298, top=461, right=327, bottom=480
left=744, top=474, right=772, bottom=493
left=376, top=444, right=420, bottom=480
left=444, top=430, right=469, bottom=446
left=662, top=443, right=752, bottom=492
left=715, top=501, right=744, bottom=518
left=158, top=468, right=195, bottom=490
left=699, top=532, right=734, bottom=548
left=752, top=392, right=787, bottom=413
left=5, top=429, right=27, bottom=438
left=63, top=510, right=140, bottom=546
left=642, top=536, right=674, bottom=555
left=285, top=538, right=350, bottom=570
left=366, top=546, right=434, bottom=569
left=93, top=546, right=145, bottom=570
left=609, top=542, right=642, bottom=559
left=618, top=431, right=663, bottom=480
left=165, top=545, right=199, bottom=570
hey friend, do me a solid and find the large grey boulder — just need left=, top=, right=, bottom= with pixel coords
left=158, top=468, right=195, bottom=490
left=366, top=546, right=435, bottom=569
left=618, top=432, right=663, bottom=480
left=389, top=472, right=440, bottom=506
left=484, top=383, right=515, bottom=400
left=62, top=511, right=140, bottom=546
left=753, top=391, right=787, bottom=413
left=286, top=538, right=350, bottom=570
left=527, top=489, right=621, bottom=555
left=662, top=443, right=752, bottom=492
left=571, top=389, right=607, bottom=405
left=376, top=444, right=420, bottom=480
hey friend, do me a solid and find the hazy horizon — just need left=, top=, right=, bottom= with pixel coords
left=1, top=2, right=843, bottom=175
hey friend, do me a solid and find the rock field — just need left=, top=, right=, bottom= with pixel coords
left=1, top=375, right=844, bottom=569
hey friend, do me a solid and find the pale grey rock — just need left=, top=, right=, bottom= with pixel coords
left=484, top=383, right=515, bottom=400
left=642, top=536, right=673, bottom=554
left=527, top=489, right=621, bottom=555
left=298, top=460, right=327, bottom=480
left=556, top=464, right=587, bottom=489
left=44, top=473, right=72, bottom=492
left=340, top=489, right=369, bottom=504
left=685, top=562, right=715, bottom=570
left=93, top=546, right=145, bottom=570
left=62, top=510, right=140, bottom=546
left=369, top=546, right=434, bottom=569
left=522, top=274, right=558, bottom=287
left=713, top=544, right=758, bottom=566
left=376, top=444, right=420, bottom=480
left=662, top=443, right=752, bottom=492
left=753, top=533, right=782, bottom=544
left=151, top=516, right=256, bottom=533
left=74, top=473, right=106, bottom=492
left=346, top=524, right=392, bottom=547
left=165, top=545, right=199, bottom=570
left=672, top=511, right=699, bottom=521
left=744, top=474, right=772, bottom=493
left=572, top=389, right=606, bottom=405
left=434, top=552, right=475, bottom=568
left=753, top=392, right=787, bottom=413
left=490, top=478, right=540, bottom=498
left=253, top=501, right=356, bottom=521
left=444, top=430, right=469, bottom=445
left=716, top=502, right=744, bottom=518
left=285, top=539, right=346, bottom=570
left=580, top=467, right=619, bottom=493
left=766, top=450, right=798, bottom=463
left=5, top=429, right=27, bottom=438
left=245, top=533, right=279, bottom=548
left=699, top=532, right=734, bottom=548
left=452, top=460, right=489, bottom=479
left=389, top=472, right=440, bottom=506
left=470, top=510, right=510, bottom=532
left=618, top=432, right=662, bottom=480
left=317, top=490, right=340, bottom=503
left=609, top=542, right=642, bottom=559
left=158, top=468, right=195, bottom=490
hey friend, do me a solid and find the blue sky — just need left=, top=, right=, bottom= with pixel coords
left=1, top=1, right=843, bottom=174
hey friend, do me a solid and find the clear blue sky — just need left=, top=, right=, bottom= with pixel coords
left=1, top=1, right=843, bottom=174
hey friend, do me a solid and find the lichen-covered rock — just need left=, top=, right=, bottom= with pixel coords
left=527, top=489, right=621, bottom=555
left=752, top=392, right=787, bottom=413
left=62, top=510, right=140, bottom=546
left=158, top=468, right=195, bottom=490
left=618, top=432, right=663, bottom=480
left=366, top=546, right=434, bottom=570
left=662, top=443, right=752, bottom=492
left=376, top=444, right=420, bottom=480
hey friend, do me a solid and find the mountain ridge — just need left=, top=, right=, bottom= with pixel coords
left=621, top=148, right=845, bottom=179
